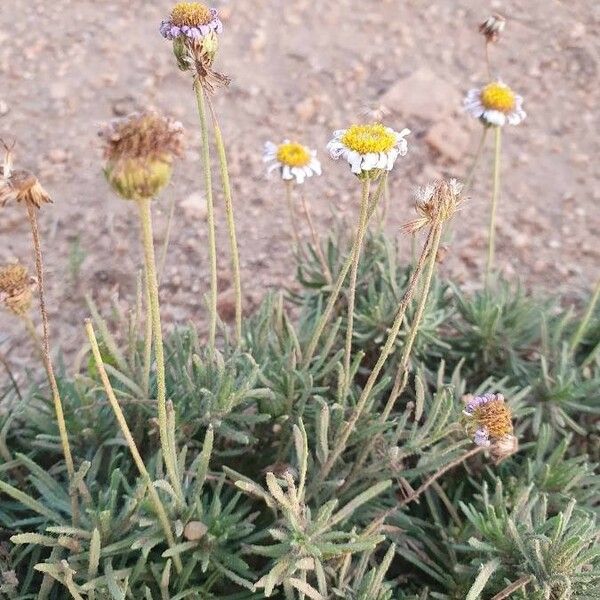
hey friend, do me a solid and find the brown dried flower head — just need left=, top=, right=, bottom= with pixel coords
left=479, top=14, right=506, bottom=43
left=100, top=111, right=184, bottom=201
left=403, top=178, right=463, bottom=233
left=490, top=434, right=519, bottom=464
left=0, top=142, right=52, bottom=209
left=0, top=263, right=35, bottom=316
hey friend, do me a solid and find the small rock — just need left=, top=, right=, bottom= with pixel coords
left=425, top=119, right=470, bottom=163
left=380, top=68, right=460, bottom=121
left=0, top=100, right=9, bottom=116
left=183, top=521, right=208, bottom=541
left=181, top=193, right=207, bottom=220
left=295, top=97, right=317, bottom=123
left=47, top=148, right=69, bottom=164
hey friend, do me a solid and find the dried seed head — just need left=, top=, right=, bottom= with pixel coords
left=479, top=14, right=506, bottom=43
left=0, top=263, right=35, bottom=316
left=1, top=143, right=52, bottom=209
left=100, top=111, right=184, bottom=201
left=403, top=178, right=463, bottom=233
left=183, top=520, right=208, bottom=541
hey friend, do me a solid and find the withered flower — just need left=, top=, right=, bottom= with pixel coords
left=0, top=263, right=35, bottom=316
left=160, top=2, right=229, bottom=90
left=463, top=392, right=518, bottom=463
left=479, top=14, right=506, bottom=43
left=403, top=178, right=463, bottom=233
left=0, top=143, right=52, bottom=209
left=100, top=111, right=184, bottom=201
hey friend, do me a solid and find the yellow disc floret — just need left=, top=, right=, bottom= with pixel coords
left=276, top=142, right=311, bottom=168
left=480, top=83, right=516, bottom=113
left=473, top=399, right=513, bottom=438
left=170, top=2, right=213, bottom=27
left=341, top=124, right=397, bottom=155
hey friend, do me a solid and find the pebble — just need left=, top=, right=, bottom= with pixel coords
left=181, top=193, right=208, bottom=220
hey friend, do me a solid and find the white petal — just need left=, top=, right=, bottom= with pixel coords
left=310, top=158, right=322, bottom=175
left=292, top=168, right=306, bottom=184
left=282, top=165, right=293, bottom=180
left=362, top=153, right=380, bottom=170
left=267, top=162, right=282, bottom=174
left=347, top=150, right=363, bottom=174
left=484, top=110, right=506, bottom=126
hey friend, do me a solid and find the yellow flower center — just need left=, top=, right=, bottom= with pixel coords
left=170, top=2, right=213, bottom=27
left=473, top=400, right=513, bottom=438
left=276, top=142, right=311, bottom=168
left=341, top=123, right=396, bottom=155
left=480, top=83, right=516, bottom=113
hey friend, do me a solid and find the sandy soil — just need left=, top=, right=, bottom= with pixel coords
left=1, top=0, right=599, bottom=366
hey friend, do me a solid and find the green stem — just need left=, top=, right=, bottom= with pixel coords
left=85, top=320, right=182, bottom=574
left=136, top=198, right=184, bottom=507
left=341, top=227, right=440, bottom=491
left=26, top=204, right=77, bottom=524
left=314, top=222, right=444, bottom=489
left=207, top=97, right=243, bottom=344
left=194, top=81, right=218, bottom=352
left=342, top=179, right=370, bottom=398
left=485, top=126, right=502, bottom=290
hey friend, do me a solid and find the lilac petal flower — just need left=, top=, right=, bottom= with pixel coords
left=474, top=427, right=491, bottom=447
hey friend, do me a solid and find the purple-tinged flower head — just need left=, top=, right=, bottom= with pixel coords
left=159, top=3, right=223, bottom=42
left=462, top=392, right=514, bottom=451
left=160, top=3, right=229, bottom=90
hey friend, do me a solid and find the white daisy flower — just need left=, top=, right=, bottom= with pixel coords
left=464, top=81, right=526, bottom=127
left=327, top=123, right=410, bottom=178
left=263, top=141, right=322, bottom=185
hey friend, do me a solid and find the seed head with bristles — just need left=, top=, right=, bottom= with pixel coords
left=402, top=178, right=463, bottom=233
left=479, top=14, right=506, bottom=43
left=0, top=263, right=35, bottom=316
left=0, top=141, right=52, bottom=209
left=100, top=111, right=184, bottom=201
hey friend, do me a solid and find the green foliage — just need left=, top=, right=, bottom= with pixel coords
left=1, top=229, right=599, bottom=599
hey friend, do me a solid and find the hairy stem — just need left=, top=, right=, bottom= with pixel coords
left=207, top=96, right=243, bottom=344
left=485, top=125, right=502, bottom=289
left=490, top=575, right=533, bottom=600
left=285, top=180, right=303, bottom=250
left=342, top=179, right=370, bottom=399
left=85, top=320, right=182, bottom=573
left=315, top=222, right=444, bottom=488
left=194, top=81, right=218, bottom=351
left=26, top=204, right=77, bottom=524
left=136, top=198, right=184, bottom=506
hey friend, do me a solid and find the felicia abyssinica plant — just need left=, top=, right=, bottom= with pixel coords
left=161, top=2, right=243, bottom=346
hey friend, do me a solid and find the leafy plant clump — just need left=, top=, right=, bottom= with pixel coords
left=1, top=4, right=599, bottom=600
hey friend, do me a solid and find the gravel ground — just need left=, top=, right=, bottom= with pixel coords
left=1, top=0, right=599, bottom=366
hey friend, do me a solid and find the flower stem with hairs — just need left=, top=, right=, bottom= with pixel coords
left=194, top=81, right=218, bottom=351
left=303, top=178, right=386, bottom=367
left=136, top=198, right=184, bottom=507
left=25, top=204, right=78, bottom=524
left=206, top=97, right=243, bottom=343
left=342, top=179, right=370, bottom=399
left=312, top=220, right=444, bottom=491
left=85, top=320, right=182, bottom=573
left=485, top=126, right=502, bottom=289
left=284, top=180, right=302, bottom=250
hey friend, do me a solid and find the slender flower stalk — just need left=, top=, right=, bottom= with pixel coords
left=136, top=198, right=184, bottom=506
left=300, top=190, right=331, bottom=283
left=26, top=205, right=78, bottom=523
left=342, top=179, right=370, bottom=398
left=99, top=110, right=184, bottom=503
left=485, top=126, right=502, bottom=288
left=315, top=179, right=462, bottom=489
left=85, top=320, right=182, bottom=573
left=194, top=82, right=219, bottom=351
left=207, top=97, right=243, bottom=343
left=313, top=222, right=444, bottom=490
left=302, top=176, right=388, bottom=367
